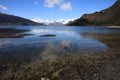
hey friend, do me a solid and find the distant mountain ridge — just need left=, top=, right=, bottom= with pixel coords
left=31, top=18, right=70, bottom=25
left=67, top=0, right=120, bottom=26
left=0, top=13, right=43, bottom=25
left=48, top=21, right=64, bottom=26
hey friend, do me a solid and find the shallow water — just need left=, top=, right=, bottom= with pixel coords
left=0, top=26, right=120, bottom=62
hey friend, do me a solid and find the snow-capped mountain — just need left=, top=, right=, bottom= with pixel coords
left=31, top=17, right=75, bottom=25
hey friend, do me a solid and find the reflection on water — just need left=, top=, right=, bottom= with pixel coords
left=80, top=32, right=120, bottom=48
left=0, top=26, right=114, bottom=53
left=0, top=26, right=120, bottom=79
left=0, top=26, right=120, bottom=63
left=31, top=28, right=75, bottom=36
left=0, top=28, right=30, bottom=38
left=0, top=39, right=10, bottom=48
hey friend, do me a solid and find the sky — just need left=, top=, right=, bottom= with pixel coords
left=0, top=0, right=116, bottom=23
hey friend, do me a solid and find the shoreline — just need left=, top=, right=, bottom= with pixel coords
left=106, top=26, right=120, bottom=28
left=0, top=26, right=120, bottom=80
left=0, top=49, right=120, bottom=80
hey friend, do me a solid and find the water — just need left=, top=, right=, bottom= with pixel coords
left=0, top=26, right=120, bottom=62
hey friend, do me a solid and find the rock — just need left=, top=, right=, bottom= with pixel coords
left=40, top=34, right=56, bottom=37
left=41, top=77, right=50, bottom=80
left=0, top=28, right=30, bottom=38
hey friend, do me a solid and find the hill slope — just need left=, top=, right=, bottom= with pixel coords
left=0, top=13, right=43, bottom=25
left=67, top=0, right=120, bottom=26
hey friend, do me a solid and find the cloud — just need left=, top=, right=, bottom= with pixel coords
left=44, top=0, right=63, bottom=8
left=44, top=0, right=72, bottom=11
left=34, top=1, right=39, bottom=5
left=60, top=2, right=72, bottom=11
left=0, top=5, right=8, bottom=10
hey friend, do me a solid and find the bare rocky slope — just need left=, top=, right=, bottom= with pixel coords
left=67, top=0, right=120, bottom=26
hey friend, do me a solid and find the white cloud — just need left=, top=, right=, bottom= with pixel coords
left=44, top=0, right=72, bottom=11
left=34, top=1, right=39, bottom=5
left=44, top=0, right=63, bottom=8
left=0, top=5, right=8, bottom=10
left=60, top=2, right=72, bottom=11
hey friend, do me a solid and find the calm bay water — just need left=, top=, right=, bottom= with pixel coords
left=0, top=26, right=120, bottom=62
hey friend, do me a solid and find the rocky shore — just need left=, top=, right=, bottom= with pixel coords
left=0, top=47, right=120, bottom=80
left=0, top=28, right=120, bottom=80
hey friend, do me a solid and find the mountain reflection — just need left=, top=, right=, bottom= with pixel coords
left=31, top=29, right=75, bottom=35
left=80, top=32, right=120, bottom=48
left=0, top=39, right=11, bottom=48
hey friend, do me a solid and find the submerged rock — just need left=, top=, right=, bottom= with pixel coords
left=40, top=34, right=56, bottom=37
left=0, top=28, right=30, bottom=38
left=41, top=77, right=50, bottom=80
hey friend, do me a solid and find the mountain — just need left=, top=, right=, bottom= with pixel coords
left=0, top=13, right=43, bottom=25
left=48, top=21, right=64, bottom=26
left=31, top=18, right=74, bottom=25
left=67, top=0, right=120, bottom=26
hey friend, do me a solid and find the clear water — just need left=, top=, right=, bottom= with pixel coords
left=0, top=26, right=120, bottom=59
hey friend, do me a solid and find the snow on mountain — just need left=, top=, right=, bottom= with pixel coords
left=31, top=17, right=75, bottom=25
